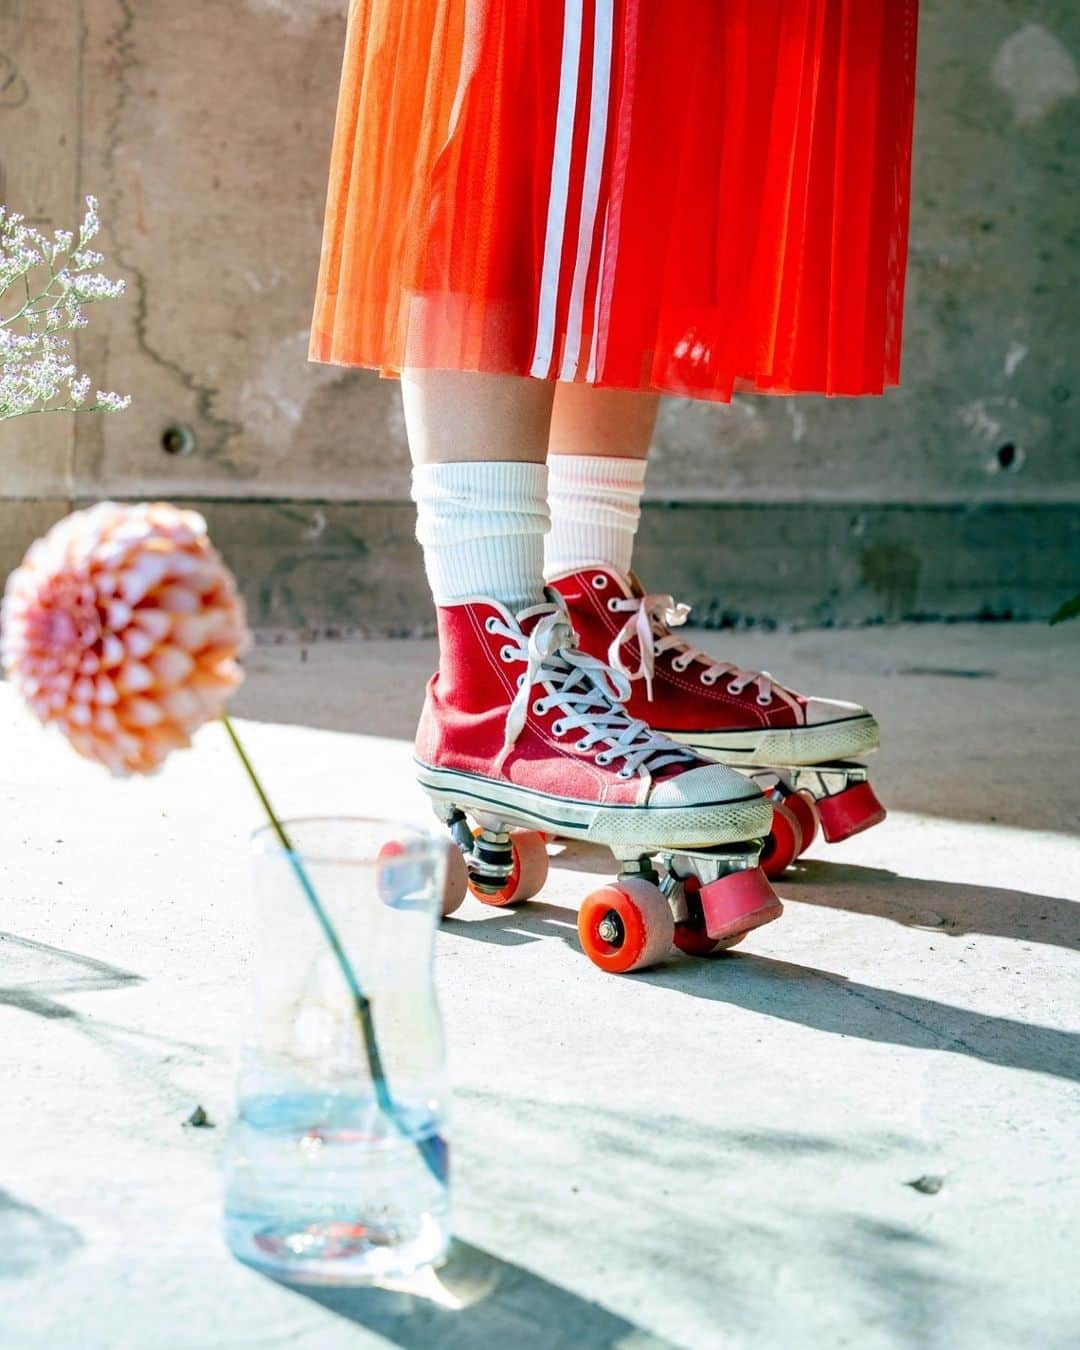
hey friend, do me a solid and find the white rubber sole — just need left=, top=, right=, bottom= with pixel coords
left=414, top=761, right=772, bottom=849
left=666, top=714, right=880, bottom=767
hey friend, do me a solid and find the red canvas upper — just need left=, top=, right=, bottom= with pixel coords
left=415, top=599, right=713, bottom=807
left=550, top=567, right=812, bottom=736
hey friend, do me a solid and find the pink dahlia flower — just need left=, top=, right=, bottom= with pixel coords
left=1, top=501, right=250, bottom=775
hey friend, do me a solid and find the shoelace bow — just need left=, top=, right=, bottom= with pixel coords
left=493, top=601, right=695, bottom=777
left=606, top=593, right=800, bottom=713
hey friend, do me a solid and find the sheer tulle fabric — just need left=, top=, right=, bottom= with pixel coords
left=310, top=1, right=919, bottom=401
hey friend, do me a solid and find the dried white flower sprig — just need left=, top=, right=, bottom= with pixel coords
left=1, top=196, right=131, bottom=420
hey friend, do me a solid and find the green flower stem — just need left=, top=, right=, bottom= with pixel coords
left=221, top=714, right=444, bottom=1182
left=0, top=404, right=120, bottom=420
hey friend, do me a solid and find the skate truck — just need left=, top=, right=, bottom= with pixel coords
left=743, top=762, right=887, bottom=880
left=429, top=801, right=781, bottom=976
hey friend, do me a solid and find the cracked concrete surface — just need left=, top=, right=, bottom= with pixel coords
left=1, top=622, right=1077, bottom=1348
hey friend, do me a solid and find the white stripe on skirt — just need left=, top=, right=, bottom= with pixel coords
left=530, top=1, right=584, bottom=380
left=559, top=0, right=614, bottom=381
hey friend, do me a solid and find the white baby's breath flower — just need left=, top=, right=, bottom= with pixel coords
left=1, top=194, right=130, bottom=420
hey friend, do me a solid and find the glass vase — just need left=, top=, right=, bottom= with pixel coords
left=223, top=816, right=450, bottom=1284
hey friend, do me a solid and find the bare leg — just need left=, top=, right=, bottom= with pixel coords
left=548, top=383, right=660, bottom=461
left=401, top=368, right=555, bottom=465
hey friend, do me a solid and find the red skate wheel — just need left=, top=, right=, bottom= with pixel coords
left=672, top=875, right=722, bottom=956
left=468, top=828, right=550, bottom=906
left=673, top=920, right=723, bottom=957
left=759, top=801, right=803, bottom=880
left=815, top=781, right=887, bottom=844
left=785, top=790, right=819, bottom=857
left=442, top=843, right=468, bottom=917
left=578, top=878, right=674, bottom=974
left=698, top=868, right=783, bottom=942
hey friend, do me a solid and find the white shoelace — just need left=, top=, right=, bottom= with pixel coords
left=606, top=593, right=800, bottom=714
left=492, top=599, right=696, bottom=778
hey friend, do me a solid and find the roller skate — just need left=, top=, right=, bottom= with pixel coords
left=549, top=567, right=887, bottom=879
left=415, top=592, right=782, bottom=972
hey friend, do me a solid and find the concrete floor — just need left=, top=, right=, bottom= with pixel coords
left=2, top=622, right=1078, bottom=1349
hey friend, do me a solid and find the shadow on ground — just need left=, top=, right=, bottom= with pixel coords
left=442, top=891, right=1079, bottom=1083
left=783, top=859, right=1080, bottom=953
left=548, top=844, right=1080, bottom=955
left=0, top=931, right=219, bottom=1110
left=265, top=1239, right=679, bottom=1349
left=258, top=1123, right=959, bottom=1349
left=0, top=932, right=143, bottom=1019
left=0, top=1189, right=83, bottom=1278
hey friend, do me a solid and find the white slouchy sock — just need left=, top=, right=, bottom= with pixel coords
left=411, top=460, right=550, bottom=613
left=543, top=453, right=647, bottom=580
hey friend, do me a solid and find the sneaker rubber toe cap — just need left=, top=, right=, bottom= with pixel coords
left=804, top=695, right=873, bottom=727
left=648, top=761, right=763, bottom=808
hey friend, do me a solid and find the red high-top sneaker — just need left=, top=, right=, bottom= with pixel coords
left=416, top=594, right=782, bottom=972
left=550, top=566, right=886, bottom=874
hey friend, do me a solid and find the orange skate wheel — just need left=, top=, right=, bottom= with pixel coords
left=785, top=790, right=819, bottom=858
left=468, top=828, right=550, bottom=906
left=760, top=801, right=803, bottom=880
left=442, top=843, right=468, bottom=917
left=578, top=878, right=674, bottom=974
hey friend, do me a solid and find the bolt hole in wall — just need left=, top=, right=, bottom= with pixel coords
left=994, top=441, right=1024, bottom=473
left=161, top=424, right=196, bottom=457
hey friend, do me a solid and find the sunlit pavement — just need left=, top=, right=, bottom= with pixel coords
left=2, top=622, right=1077, bottom=1349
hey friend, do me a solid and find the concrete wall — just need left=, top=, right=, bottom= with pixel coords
left=1, top=0, right=1077, bottom=630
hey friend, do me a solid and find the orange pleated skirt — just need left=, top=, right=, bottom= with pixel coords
left=310, top=1, right=919, bottom=401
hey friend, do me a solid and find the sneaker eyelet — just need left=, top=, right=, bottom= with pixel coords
left=500, top=645, right=516, bottom=662
left=607, top=597, right=621, bottom=611
left=595, top=752, right=612, bottom=766
left=532, top=700, right=547, bottom=716
left=618, top=768, right=633, bottom=779
left=551, top=720, right=566, bottom=736
left=517, top=674, right=526, bottom=688
left=592, top=574, right=608, bottom=589
left=727, top=681, right=746, bottom=696
left=485, top=616, right=498, bottom=632
left=575, top=739, right=590, bottom=752
left=757, top=694, right=773, bottom=706
left=672, top=657, right=689, bottom=672
left=700, top=671, right=717, bottom=685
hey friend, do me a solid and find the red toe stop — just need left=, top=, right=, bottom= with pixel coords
left=698, top=869, right=783, bottom=942
left=815, top=781, right=887, bottom=843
